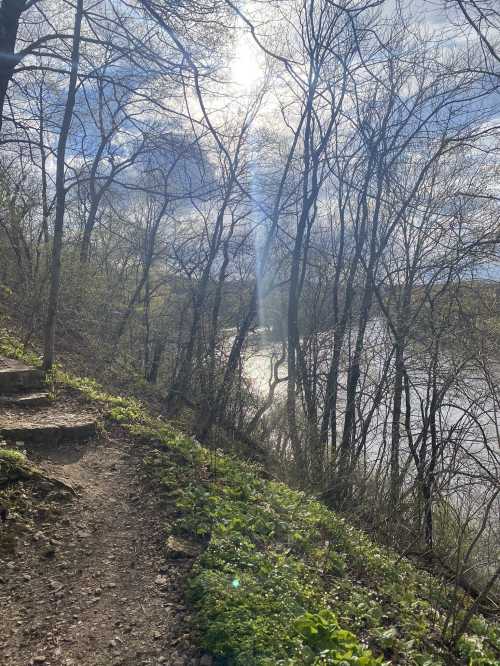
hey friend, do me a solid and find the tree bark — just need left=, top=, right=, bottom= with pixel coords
left=42, top=0, right=84, bottom=371
left=0, top=0, right=26, bottom=134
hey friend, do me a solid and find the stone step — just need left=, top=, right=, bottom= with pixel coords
left=0, top=356, right=44, bottom=393
left=0, top=391, right=51, bottom=408
left=0, top=407, right=97, bottom=444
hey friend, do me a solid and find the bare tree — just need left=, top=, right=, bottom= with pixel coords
left=42, top=0, right=83, bottom=371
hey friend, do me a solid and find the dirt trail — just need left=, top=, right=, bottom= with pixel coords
left=0, top=425, right=202, bottom=666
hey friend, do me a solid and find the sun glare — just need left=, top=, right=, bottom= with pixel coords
left=231, top=35, right=263, bottom=91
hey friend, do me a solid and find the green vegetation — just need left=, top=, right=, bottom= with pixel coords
left=54, top=383, right=500, bottom=665
left=0, top=448, right=27, bottom=464
left=142, top=435, right=499, bottom=665
left=1, top=328, right=498, bottom=665
left=0, top=448, right=31, bottom=486
left=0, top=326, right=41, bottom=368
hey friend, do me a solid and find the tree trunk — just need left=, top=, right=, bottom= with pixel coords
left=390, top=342, right=404, bottom=506
left=0, top=0, right=24, bottom=134
left=146, top=337, right=165, bottom=384
left=42, top=0, right=84, bottom=371
left=196, top=289, right=258, bottom=441
left=337, top=270, right=375, bottom=502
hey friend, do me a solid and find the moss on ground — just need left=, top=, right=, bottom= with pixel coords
left=0, top=448, right=33, bottom=485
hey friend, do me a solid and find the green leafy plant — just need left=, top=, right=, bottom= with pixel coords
left=290, top=610, right=383, bottom=665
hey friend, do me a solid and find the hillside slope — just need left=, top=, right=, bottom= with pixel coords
left=1, top=327, right=499, bottom=666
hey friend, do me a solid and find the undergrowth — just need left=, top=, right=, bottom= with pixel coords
left=56, top=374, right=500, bottom=666
left=1, top=327, right=499, bottom=665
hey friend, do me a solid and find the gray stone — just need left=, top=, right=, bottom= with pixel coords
left=165, top=536, right=200, bottom=559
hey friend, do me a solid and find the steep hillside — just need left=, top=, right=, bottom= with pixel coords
left=1, top=327, right=499, bottom=666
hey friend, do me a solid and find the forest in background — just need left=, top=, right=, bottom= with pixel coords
left=1, top=0, right=499, bottom=615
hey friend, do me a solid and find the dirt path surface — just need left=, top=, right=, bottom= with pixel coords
left=0, top=427, right=202, bottom=666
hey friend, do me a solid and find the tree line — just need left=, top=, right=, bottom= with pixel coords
left=1, top=0, right=499, bottom=606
